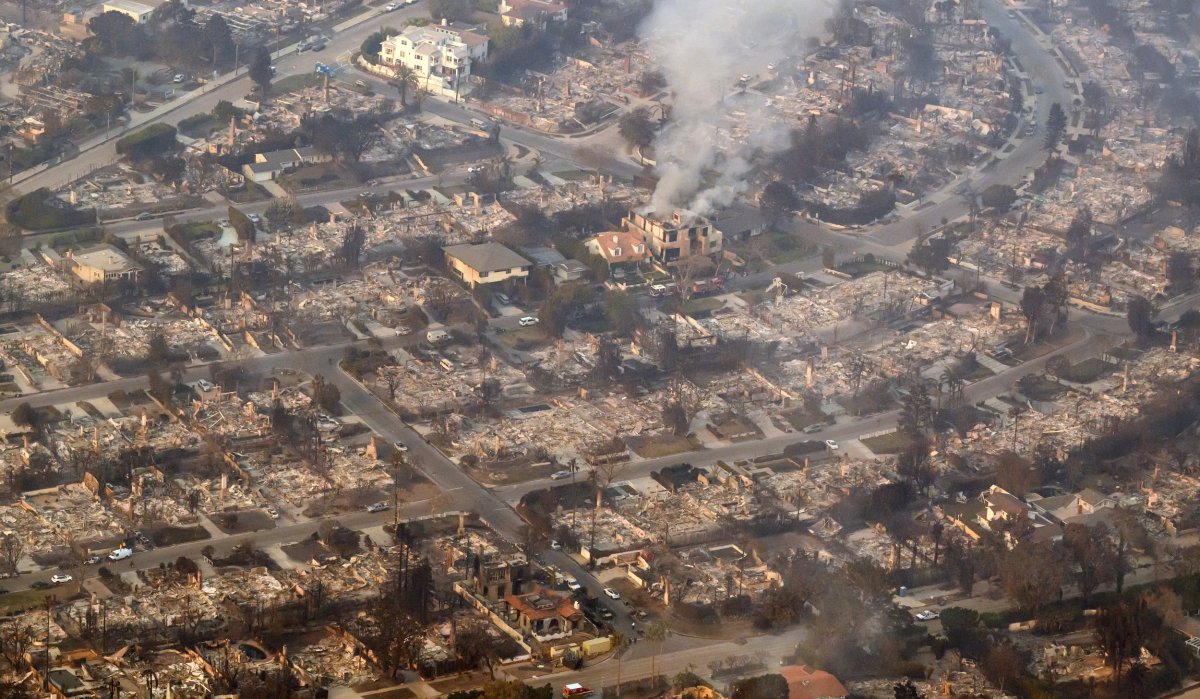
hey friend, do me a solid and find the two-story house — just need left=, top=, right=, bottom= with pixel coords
left=379, top=21, right=489, bottom=97
left=443, top=242, right=532, bottom=288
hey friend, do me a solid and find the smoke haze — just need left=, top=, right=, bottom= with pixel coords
left=639, top=0, right=833, bottom=215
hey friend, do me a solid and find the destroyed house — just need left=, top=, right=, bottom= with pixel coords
left=652, top=463, right=706, bottom=492
left=464, top=545, right=530, bottom=600
left=624, top=208, right=722, bottom=264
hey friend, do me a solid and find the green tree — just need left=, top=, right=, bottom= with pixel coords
left=730, top=674, right=788, bottom=699
left=248, top=47, right=273, bottom=94
left=228, top=205, right=256, bottom=242
left=980, top=183, right=1017, bottom=210
left=644, top=621, right=670, bottom=682
left=618, top=107, right=656, bottom=149
left=1045, top=102, right=1067, bottom=152
left=428, top=0, right=472, bottom=22
left=760, top=180, right=799, bottom=225
left=1096, top=597, right=1151, bottom=687
left=1126, top=295, right=1154, bottom=341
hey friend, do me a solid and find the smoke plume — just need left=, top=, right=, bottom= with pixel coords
left=640, top=0, right=833, bottom=215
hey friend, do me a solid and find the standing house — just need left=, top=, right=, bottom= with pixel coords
left=379, top=21, right=489, bottom=97
left=68, top=245, right=143, bottom=284
left=443, top=242, right=532, bottom=288
left=498, top=0, right=568, bottom=27
left=503, top=587, right=582, bottom=638
left=100, top=0, right=159, bottom=24
left=585, top=230, right=650, bottom=275
left=242, top=147, right=330, bottom=182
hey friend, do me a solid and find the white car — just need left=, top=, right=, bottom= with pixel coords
left=824, top=439, right=839, bottom=450
left=173, top=73, right=185, bottom=83
left=603, top=587, right=620, bottom=600
left=385, top=2, right=398, bottom=9
left=519, top=316, right=539, bottom=327
left=266, top=506, right=280, bottom=519
left=550, top=540, right=562, bottom=551
left=396, top=326, right=412, bottom=335
left=916, top=609, right=940, bottom=621
left=550, top=470, right=572, bottom=480
left=50, top=574, right=73, bottom=584
left=367, top=502, right=390, bottom=513
left=393, top=440, right=408, bottom=451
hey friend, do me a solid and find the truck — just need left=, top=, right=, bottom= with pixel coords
left=689, top=276, right=726, bottom=297
left=649, top=282, right=678, bottom=298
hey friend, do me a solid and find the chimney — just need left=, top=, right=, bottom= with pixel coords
left=442, top=17, right=448, bottom=25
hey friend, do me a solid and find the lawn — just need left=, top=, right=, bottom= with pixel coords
left=1063, top=358, right=1115, bottom=383
left=0, top=581, right=81, bottom=614
left=626, top=434, right=703, bottom=458
left=1019, top=376, right=1066, bottom=401
left=494, top=325, right=552, bottom=352
left=266, top=73, right=324, bottom=97
left=861, top=431, right=916, bottom=455
left=682, top=297, right=723, bottom=315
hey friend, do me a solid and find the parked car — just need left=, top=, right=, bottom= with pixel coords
left=136, top=212, right=154, bottom=220
left=173, top=73, right=185, bottom=83
left=30, top=581, right=51, bottom=589
left=916, top=609, right=940, bottom=621
left=550, top=540, right=562, bottom=551
left=85, top=555, right=103, bottom=565
left=247, top=213, right=262, bottom=225
left=108, top=547, right=133, bottom=561
left=50, top=574, right=73, bottom=584
left=367, top=502, right=390, bottom=513
left=519, top=316, right=539, bottom=327
left=802, top=423, right=822, bottom=434
left=563, top=684, right=593, bottom=698
left=385, top=2, right=398, bottom=9
left=355, top=79, right=368, bottom=88
left=824, top=439, right=840, bottom=450
left=603, top=587, right=621, bottom=600
left=266, top=506, right=280, bottom=519
left=495, top=292, right=512, bottom=305
left=550, top=470, right=572, bottom=480
left=393, top=440, right=408, bottom=451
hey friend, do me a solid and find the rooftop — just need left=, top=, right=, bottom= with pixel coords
left=72, top=244, right=143, bottom=274
left=443, top=242, right=531, bottom=273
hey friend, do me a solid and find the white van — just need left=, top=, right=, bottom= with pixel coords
left=108, top=547, right=133, bottom=561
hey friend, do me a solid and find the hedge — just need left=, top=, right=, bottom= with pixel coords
left=6, top=188, right=94, bottom=231
left=115, top=123, right=178, bottom=161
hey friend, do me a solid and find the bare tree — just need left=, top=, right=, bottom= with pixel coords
left=0, top=621, right=33, bottom=669
left=0, top=534, right=23, bottom=576
left=453, top=620, right=500, bottom=678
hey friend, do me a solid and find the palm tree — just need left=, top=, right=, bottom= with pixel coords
left=611, top=630, right=626, bottom=696
left=393, top=65, right=416, bottom=106
left=644, top=622, right=670, bottom=684
left=940, top=367, right=963, bottom=409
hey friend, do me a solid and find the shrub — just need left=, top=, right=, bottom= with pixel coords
left=5, top=188, right=94, bottom=231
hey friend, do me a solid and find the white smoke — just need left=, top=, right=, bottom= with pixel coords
left=640, top=0, right=834, bottom=215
